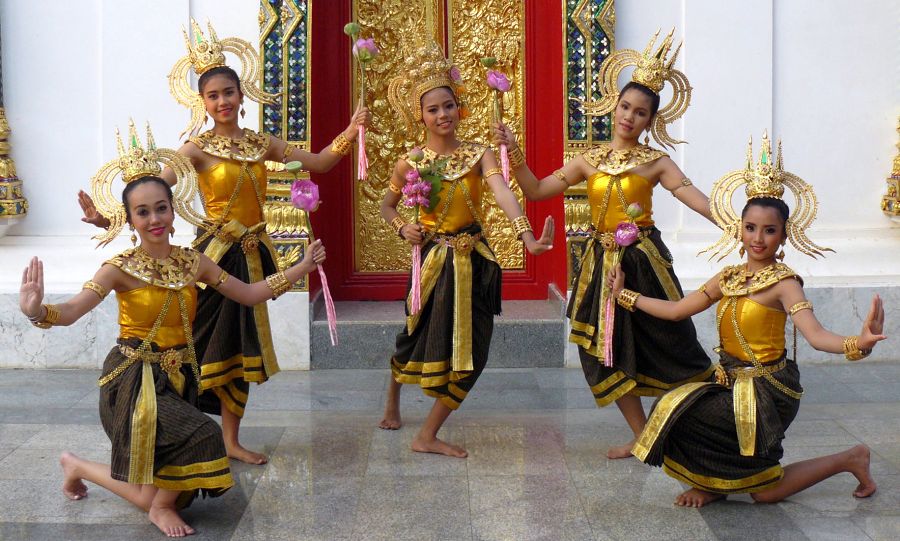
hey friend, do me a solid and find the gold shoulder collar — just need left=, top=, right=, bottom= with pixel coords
left=189, top=128, right=269, bottom=163
left=719, top=262, right=800, bottom=297
left=106, top=246, right=201, bottom=290
left=411, top=142, right=486, bottom=180
left=582, top=143, right=668, bottom=175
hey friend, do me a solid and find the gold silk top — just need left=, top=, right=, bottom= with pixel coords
left=198, top=161, right=267, bottom=227
left=587, top=172, right=654, bottom=231
left=409, top=142, right=486, bottom=234
left=117, top=286, right=197, bottom=349
left=717, top=297, right=786, bottom=363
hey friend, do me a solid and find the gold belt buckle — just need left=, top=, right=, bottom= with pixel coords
left=159, top=349, right=184, bottom=377
left=596, top=232, right=617, bottom=251
left=453, top=233, right=476, bottom=255
left=241, top=233, right=260, bottom=253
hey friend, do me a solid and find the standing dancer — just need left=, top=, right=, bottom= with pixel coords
left=377, top=40, right=554, bottom=457
left=615, top=132, right=883, bottom=507
left=33, top=126, right=324, bottom=536
left=493, top=30, right=714, bottom=458
left=80, top=20, right=368, bottom=464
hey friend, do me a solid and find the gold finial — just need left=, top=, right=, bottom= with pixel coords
left=184, top=18, right=226, bottom=75
left=633, top=28, right=681, bottom=93
left=116, top=119, right=162, bottom=182
left=745, top=130, right=785, bottom=200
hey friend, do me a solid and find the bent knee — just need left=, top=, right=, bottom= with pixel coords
left=750, top=491, right=782, bottom=504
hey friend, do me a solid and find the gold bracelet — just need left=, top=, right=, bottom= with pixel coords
left=390, top=216, right=407, bottom=237
left=843, top=335, right=870, bottom=361
left=508, top=145, right=525, bottom=169
left=388, top=182, right=402, bottom=195
left=788, top=301, right=813, bottom=316
left=671, top=177, right=693, bottom=196
left=552, top=169, right=568, bottom=185
left=616, top=289, right=640, bottom=312
left=82, top=280, right=109, bottom=300
left=483, top=167, right=503, bottom=179
left=211, top=270, right=229, bottom=289
left=330, top=132, right=352, bottom=156
left=282, top=143, right=295, bottom=162
left=265, top=271, right=292, bottom=300
left=511, top=215, right=532, bottom=239
left=30, top=304, right=61, bottom=329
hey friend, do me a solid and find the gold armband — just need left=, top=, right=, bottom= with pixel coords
left=552, top=169, right=568, bottom=185
left=265, top=271, right=291, bottom=300
left=211, top=270, right=230, bottom=289
left=483, top=167, right=503, bottom=179
left=388, top=182, right=402, bottom=195
left=697, top=283, right=713, bottom=303
left=390, top=216, right=407, bottom=237
left=511, top=215, right=532, bottom=239
left=671, top=177, right=693, bottom=196
left=616, top=289, right=640, bottom=312
left=82, top=280, right=109, bottom=300
left=788, top=301, right=813, bottom=316
left=282, top=143, right=296, bottom=162
left=330, top=132, right=352, bottom=156
left=30, top=304, right=61, bottom=329
left=508, top=145, right=525, bottom=169
left=843, top=335, right=870, bottom=361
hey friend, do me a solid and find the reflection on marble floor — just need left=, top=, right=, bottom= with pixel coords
left=2, top=365, right=900, bottom=540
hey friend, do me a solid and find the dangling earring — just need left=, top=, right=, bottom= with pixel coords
left=644, top=132, right=650, bottom=145
left=777, top=247, right=785, bottom=261
left=739, top=246, right=746, bottom=258
left=170, top=226, right=175, bottom=238
left=129, top=225, right=137, bottom=246
left=204, top=114, right=209, bottom=125
left=240, top=103, right=246, bottom=119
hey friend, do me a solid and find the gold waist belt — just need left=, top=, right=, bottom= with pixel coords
left=714, top=358, right=786, bottom=387
left=98, top=345, right=192, bottom=387
left=433, top=232, right=483, bottom=255
left=210, top=220, right=267, bottom=255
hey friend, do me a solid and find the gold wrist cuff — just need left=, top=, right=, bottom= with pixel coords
left=788, top=301, right=813, bottom=316
left=843, top=335, right=870, bottom=361
left=390, top=216, right=407, bottom=237
left=330, top=132, right=352, bottom=156
left=82, top=280, right=109, bottom=300
left=616, top=289, right=640, bottom=312
left=265, top=271, right=292, bottom=299
left=388, top=182, right=402, bottom=195
left=31, top=304, right=61, bottom=329
left=511, top=215, right=532, bottom=239
left=508, top=145, right=525, bottom=169
left=483, top=167, right=503, bottom=179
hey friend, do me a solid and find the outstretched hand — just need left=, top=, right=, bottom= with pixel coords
left=20, top=257, right=45, bottom=319
left=492, top=122, right=518, bottom=149
left=524, top=216, right=554, bottom=255
left=608, top=264, right=625, bottom=299
left=77, top=190, right=111, bottom=229
left=858, top=294, right=887, bottom=351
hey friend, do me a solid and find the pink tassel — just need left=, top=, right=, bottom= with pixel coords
left=500, top=143, right=510, bottom=186
left=603, top=297, right=615, bottom=367
left=410, top=245, right=422, bottom=314
left=317, top=264, right=338, bottom=346
left=357, top=125, right=369, bottom=181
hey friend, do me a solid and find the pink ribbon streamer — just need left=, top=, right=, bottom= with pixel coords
left=317, top=264, right=338, bottom=346
left=603, top=296, right=614, bottom=367
left=410, top=244, right=422, bottom=314
left=357, top=125, right=369, bottom=181
left=500, top=143, right=510, bottom=186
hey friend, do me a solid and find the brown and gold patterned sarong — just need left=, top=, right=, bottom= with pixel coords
left=568, top=228, right=713, bottom=406
left=99, top=339, right=233, bottom=502
left=390, top=223, right=501, bottom=410
left=633, top=350, right=802, bottom=494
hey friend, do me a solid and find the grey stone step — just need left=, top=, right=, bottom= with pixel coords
left=310, top=293, right=567, bottom=369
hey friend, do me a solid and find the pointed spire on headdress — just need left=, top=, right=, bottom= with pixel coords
left=633, top=28, right=683, bottom=93
left=145, top=122, right=157, bottom=151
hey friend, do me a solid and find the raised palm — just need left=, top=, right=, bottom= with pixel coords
left=525, top=216, right=555, bottom=255
left=20, top=257, right=44, bottom=318
left=859, top=294, right=887, bottom=350
left=78, top=190, right=111, bottom=229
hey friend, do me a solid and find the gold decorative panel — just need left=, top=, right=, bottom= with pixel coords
left=881, top=117, right=900, bottom=219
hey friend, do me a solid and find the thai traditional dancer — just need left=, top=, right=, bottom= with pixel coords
left=27, top=126, right=324, bottom=536
left=613, top=132, right=884, bottom=507
left=493, top=29, right=714, bottom=458
left=377, top=40, right=554, bottom=457
left=78, top=20, right=367, bottom=464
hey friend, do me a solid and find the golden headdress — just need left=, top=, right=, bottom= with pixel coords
left=168, top=19, right=278, bottom=137
left=702, top=131, right=833, bottom=261
left=387, top=39, right=468, bottom=134
left=90, top=120, right=205, bottom=247
left=581, top=29, right=691, bottom=149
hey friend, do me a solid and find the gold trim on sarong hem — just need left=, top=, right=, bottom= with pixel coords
left=662, top=456, right=783, bottom=494
left=154, top=456, right=234, bottom=491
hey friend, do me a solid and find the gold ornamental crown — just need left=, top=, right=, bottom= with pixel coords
left=702, top=131, right=833, bottom=261
left=632, top=29, right=683, bottom=93
left=90, top=119, right=205, bottom=248
left=182, top=19, right=226, bottom=75
left=579, top=28, right=692, bottom=149
left=388, top=39, right=464, bottom=133
left=116, top=120, right=162, bottom=182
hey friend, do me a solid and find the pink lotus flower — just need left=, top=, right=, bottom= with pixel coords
left=408, top=147, right=425, bottom=163
left=353, top=38, right=379, bottom=62
left=405, top=168, right=421, bottom=183
left=614, top=222, right=640, bottom=247
left=291, top=179, right=320, bottom=212
left=625, top=202, right=644, bottom=220
left=486, top=70, right=511, bottom=92
left=449, top=66, right=463, bottom=84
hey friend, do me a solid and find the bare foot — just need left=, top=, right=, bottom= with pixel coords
left=674, top=488, right=725, bottom=508
left=607, top=438, right=636, bottom=459
left=226, top=443, right=268, bottom=465
left=846, top=444, right=877, bottom=498
left=59, top=452, right=88, bottom=500
left=379, top=378, right=402, bottom=430
left=149, top=504, right=196, bottom=537
left=411, top=435, right=468, bottom=458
